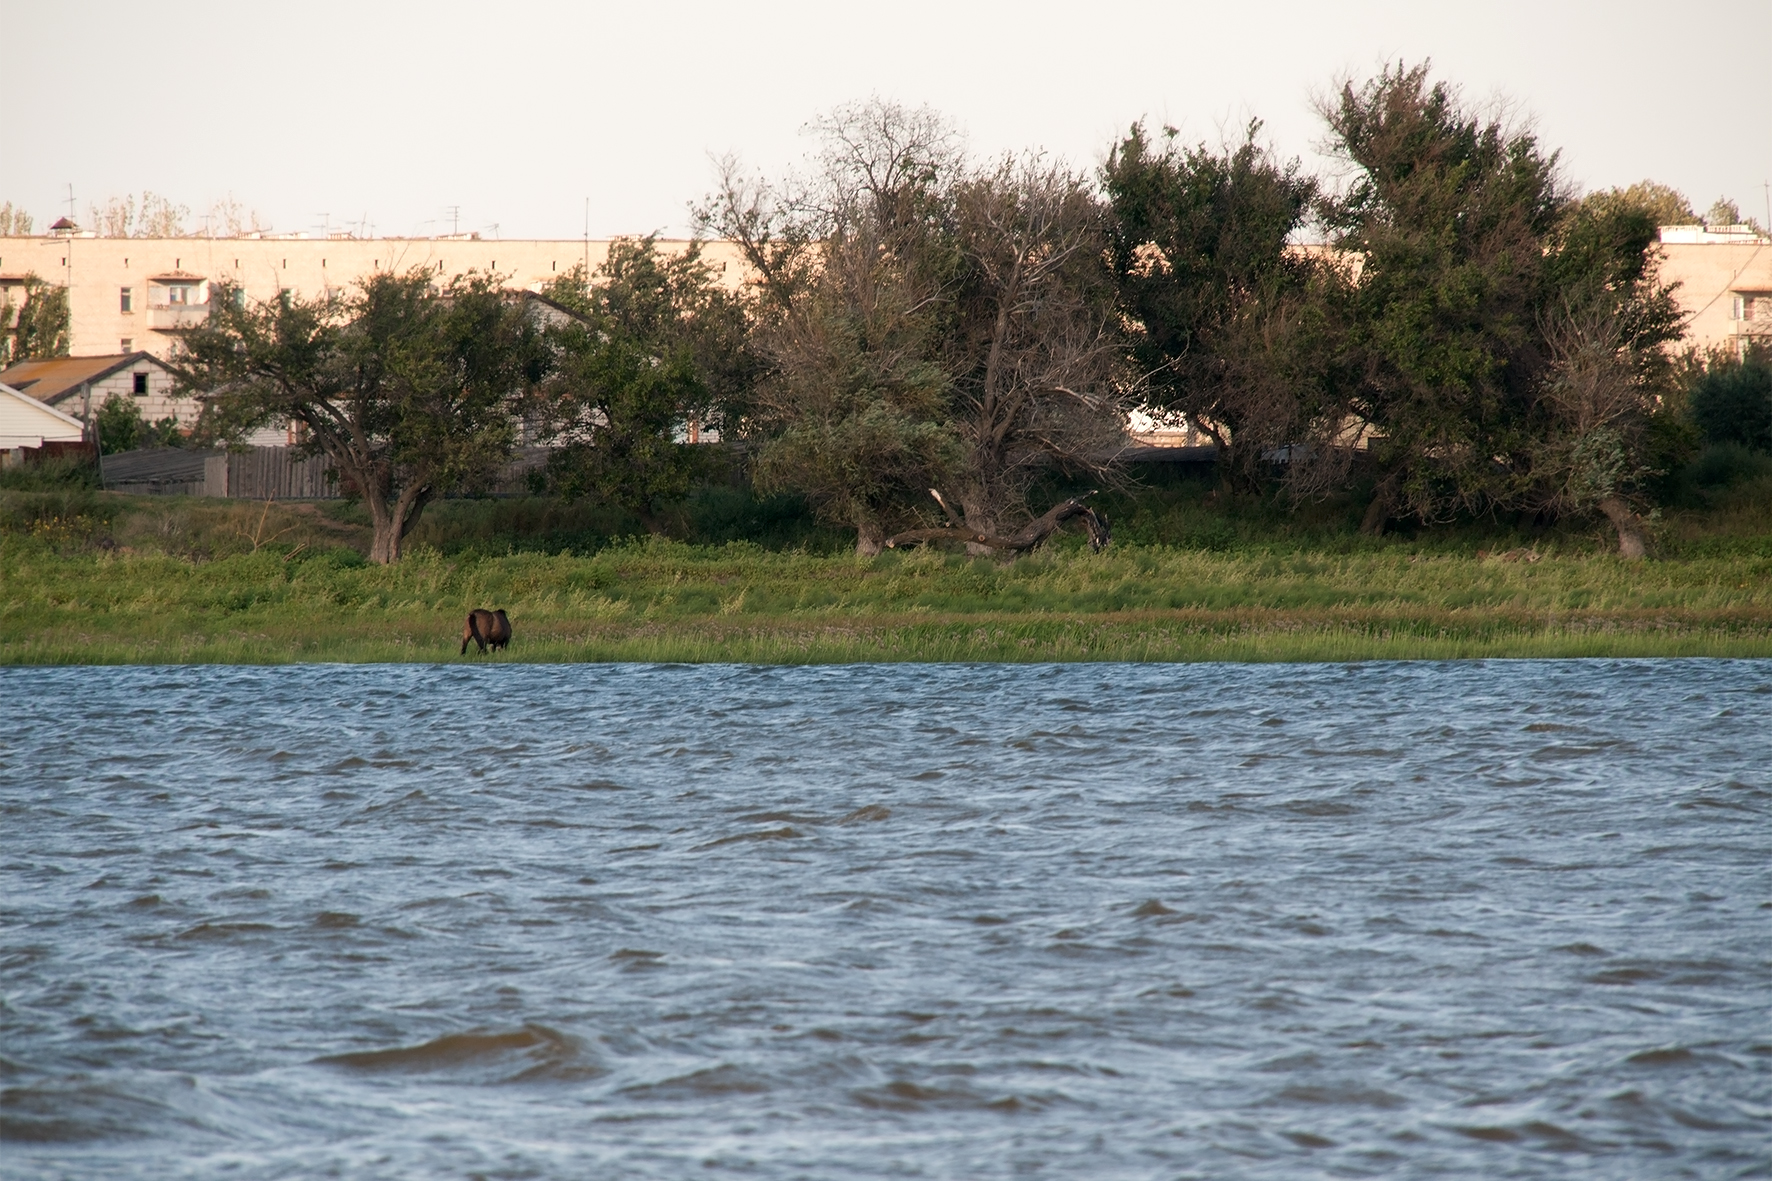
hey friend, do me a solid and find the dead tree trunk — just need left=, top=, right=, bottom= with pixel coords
left=1361, top=472, right=1401, bottom=536
left=885, top=489, right=1110, bottom=555
left=1597, top=496, right=1647, bottom=560
left=855, top=518, right=885, bottom=557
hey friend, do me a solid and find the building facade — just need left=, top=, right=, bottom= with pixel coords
left=0, top=226, right=1763, bottom=368
left=1655, top=226, right=1772, bottom=356
left=0, top=234, right=747, bottom=360
left=0, top=352, right=188, bottom=426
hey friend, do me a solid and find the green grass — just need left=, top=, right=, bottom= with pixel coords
left=4, top=485, right=1767, bottom=662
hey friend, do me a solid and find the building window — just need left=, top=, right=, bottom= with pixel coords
left=1734, top=295, right=1746, bottom=320
left=166, top=284, right=194, bottom=305
left=120, top=338, right=133, bottom=352
left=133, top=372, right=149, bottom=396
left=232, top=289, right=247, bottom=309
left=120, top=287, right=133, bottom=313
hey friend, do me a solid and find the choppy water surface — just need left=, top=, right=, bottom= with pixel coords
left=3, top=661, right=1769, bottom=1179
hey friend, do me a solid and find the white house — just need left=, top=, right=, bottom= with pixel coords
left=0, top=351, right=194, bottom=428
left=0, top=380, right=86, bottom=464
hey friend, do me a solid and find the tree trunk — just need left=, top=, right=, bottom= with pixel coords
left=368, top=484, right=432, bottom=564
left=1597, top=496, right=1646, bottom=560
left=1361, top=472, right=1400, bottom=536
left=366, top=494, right=399, bottom=564
left=855, top=519, right=884, bottom=557
left=885, top=491, right=1110, bottom=555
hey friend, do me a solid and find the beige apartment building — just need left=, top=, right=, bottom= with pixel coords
left=0, top=233, right=747, bottom=360
left=0, top=224, right=1764, bottom=364
left=1654, top=225, right=1772, bottom=355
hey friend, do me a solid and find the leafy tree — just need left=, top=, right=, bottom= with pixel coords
left=2, top=276, right=70, bottom=364
left=703, top=100, right=1129, bottom=554
left=95, top=393, right=184, bottom=454
left=95, top=393, right=142, bottom=454
left=1701, top=197, right=1766, bottom=234
left=1102, top=121, right=1332, bottom=492
left=702, top=100, right=967, bottom=553
left=174, top=270, right=547, bottom=563
left=1687, top=343, right=1772, bottom=451
left=1519, top=199, right=1686, bottom=554
left=535, top=238, right=754, bottom=532
left=1321, top=62, right=1568, bottom=533
left=1578, top=181, right=1694, bottom=227
left=1320, top=63, right=1685, bottom=555
left=88, top=192, right=190, bottom=238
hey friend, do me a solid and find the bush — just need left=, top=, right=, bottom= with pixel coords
left=1687, top=442, right=1772, bottom=489
left=96, top=393, right=141, bottom=455
left=0, top=455, right=101, bottom=491
left=1688, top=350, right=1772, bottom=451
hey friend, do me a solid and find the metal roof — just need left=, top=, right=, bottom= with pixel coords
left=0, top=353, right=169, bottom=405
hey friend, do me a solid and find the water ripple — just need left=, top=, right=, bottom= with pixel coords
left=2, top=659, right=1769, bottom=1179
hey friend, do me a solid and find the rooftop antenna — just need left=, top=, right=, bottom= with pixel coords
left=447, top=205, right=460, bottom=236
left=583, top=196, right=590, bottom=276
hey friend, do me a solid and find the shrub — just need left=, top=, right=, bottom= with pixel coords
left=1688, top=349, right=1772, bottom=451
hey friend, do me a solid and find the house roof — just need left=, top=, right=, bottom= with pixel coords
left=0, top=381, right=87, bottom=446
left=0, top=353, right=168, bottom=406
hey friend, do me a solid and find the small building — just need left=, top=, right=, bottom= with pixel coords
left=0, top=380, right=87, bottom=465
left=1657, top=226, right=1772, bottom=358
left=0, top=352, right=197, bottom=431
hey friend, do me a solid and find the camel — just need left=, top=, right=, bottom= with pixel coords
left=460, top=608, right=512, bottom=655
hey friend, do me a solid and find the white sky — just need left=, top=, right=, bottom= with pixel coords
left=2, top=0, right=1767, bottom=240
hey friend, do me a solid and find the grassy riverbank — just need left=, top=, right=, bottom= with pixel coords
left=4, top=481, right=1769, bottom=663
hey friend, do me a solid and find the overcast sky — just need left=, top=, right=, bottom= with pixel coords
left=3, top=0, right=1766, bottom=240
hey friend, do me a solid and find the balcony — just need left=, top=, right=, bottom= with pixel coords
left=147, top=303, right=209, bottom=331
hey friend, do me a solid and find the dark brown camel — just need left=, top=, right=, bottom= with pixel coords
left=461, top=609, right=512, bottom=655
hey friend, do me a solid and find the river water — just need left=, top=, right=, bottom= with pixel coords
left=2, top=661, right=1768, bottom=1179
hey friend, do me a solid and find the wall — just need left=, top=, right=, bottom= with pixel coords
left=50, top=360, right=194, bottom=429
left=0, top=236, right=748, bottom=360
left=1655, top=240, right=1772, bottom=353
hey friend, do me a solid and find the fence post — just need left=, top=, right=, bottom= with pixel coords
left=203, top=453, right=229, bottom=497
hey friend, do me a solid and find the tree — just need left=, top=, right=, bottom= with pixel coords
left=944, top=153, right=1130, bottom=537
left=701, top=99, right=1130, bottom=554
left=87, top=192, right=190, bottom=238
left=1578, top=181, right=1695, bottom=228
left=1102, top=121, right=1332, bottom=492
left=1, top=276, right=70, bottom=365
left=1702, top=197, right=1766, bottom=234
left=701, top=100, right=967, bottom=553
left=1320, top=63, right=1569, bottom=532
left=1518, top=199, right=1686, bottom=556
left=535, top=238, right=754, bottom=532
left=174, top=270, right=547, bottom=563
left=1686, top=342, right=1772, bottom=451
left=1320, top=63, right=1686, bottom=554
left=0, top=202, right=33, bottom=236
left=95, top=392, right=184, bottom=454
left=95, top=393, right=142, bottom=454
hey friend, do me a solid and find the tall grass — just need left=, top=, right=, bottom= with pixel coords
left=4, top=525, right=1766, bottom=664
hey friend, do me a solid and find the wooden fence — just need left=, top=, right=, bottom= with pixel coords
left=101, top=446, right=550, bottom=499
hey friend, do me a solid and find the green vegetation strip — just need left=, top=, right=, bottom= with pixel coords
left=6, top=539, right=1767, bottom=664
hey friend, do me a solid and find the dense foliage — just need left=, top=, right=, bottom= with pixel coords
left=172, top=271, right=548, bottom=562
left=535, top=238, right=754, bottom=532
left=58, top=61, right=1754, bottom=565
